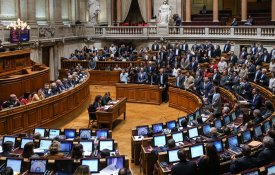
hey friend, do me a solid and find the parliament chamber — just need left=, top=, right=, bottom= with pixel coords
left=1, top=0, right=275, bottom=175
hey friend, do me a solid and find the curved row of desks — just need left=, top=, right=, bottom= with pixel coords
left=0, top=73, right=90, bottom=135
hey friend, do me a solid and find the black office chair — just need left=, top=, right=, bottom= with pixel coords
left=88, top=107, right=97, bottom=128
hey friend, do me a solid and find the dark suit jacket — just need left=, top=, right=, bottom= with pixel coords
left=151, top=44, right=160, bottom=51
left=157, top=74, right=168, bottom=87
left=260, top=74, right=269, bottom=87
left=171, top=161, right=197, bottom=175
left=212, top=72, right=221, bottom=85
left=257, top=148, right=275, bottom=166
left=261, top=53, right=270, bottom=63
left=201, top=82, right=213, bottom=98
left=250, top=94, right=261, bottom=109
left=230, top=55, right=238, bottom=65
left=198, top=156, right=220, bottom=175
left=223, top=44, right=231, bottom=53
left=190, top=61, right=198, bottom=72
left=254, top=70, right=262, bottom=83
left=230, top=156, right=257, bottom=174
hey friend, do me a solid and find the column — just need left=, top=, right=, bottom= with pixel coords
left=213, top=0, right=219, bottom=22
left=186, top=0, right=191, bottom=22
left=27, top=0, right=37, bottom=26
left=54, top=0, right=63, bottom=25
left=147, top=0, right=152, bottom=22
left=272, top=0, right=275, bottom=21
left=117, top=0, right=122, bottom=23
left=241, top=0, right=247, bottom=21
left=107, top=0, right=112, bottom=25
left=181, top=0, right=185, bottom=21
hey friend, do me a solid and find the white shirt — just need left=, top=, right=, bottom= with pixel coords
left=120, top=73, right=128, bottom=83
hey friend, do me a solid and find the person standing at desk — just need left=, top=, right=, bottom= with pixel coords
left=157, top=68, right=168, bottom=102
left=212, top=86, right=221, bottom=118
left=171, top=148, right=197, bottom=175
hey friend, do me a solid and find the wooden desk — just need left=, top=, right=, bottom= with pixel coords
left=169, top=87, right=203, bottom=113
left=89, top=70, right=121, bottom=85
left=0, top=72, right=90, bottom=135
left=96, top=97, right=127, bottom=130
left=116, top=83, right=163, bottom=105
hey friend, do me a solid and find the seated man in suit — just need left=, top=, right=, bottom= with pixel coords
left=230, top=145, right=257, bottom=174
left=137, top=68, right=148, bottom=83
left=171, top=148, right=197, bottom=175
left=207, top=127, right=219, bottom=142
left=249, top=88, right=261, bottom=110
left=257, top=136, right=275, bottom=166
left=252, top=109, right=264, bottom=125
left=259, top=68, right=269, bottom=87
left=2, top=94, right=21, bottom=109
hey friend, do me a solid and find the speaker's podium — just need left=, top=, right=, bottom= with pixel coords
left=96, top=97, right=127, bottom=130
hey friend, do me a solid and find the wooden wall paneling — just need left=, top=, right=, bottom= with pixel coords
left=0, top=118, right=8, bottom=135
left=26, top=109, right=39, bottom=129
left=11, top=114, right=24, bottom=134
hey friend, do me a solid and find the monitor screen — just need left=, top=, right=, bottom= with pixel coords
left=168, top=149, right=180, bottom=163
left=96, top=129, right=109, bottom=139
left=6, top=158, right=22, bottom=173
left=203, top=124, right=211, bottom=135
left=228, top=135, right=239, bottom=149
left=178, top=117, right=186, bottom=127
left=152, top=123, right=163, bottom=133
left=188, top=127, right=199, bottom=138
left=188, top=114, right=195, bottom=121
left=3, top=136, right=16, bottom=147
left=106, top=156, right=125, bottom=170
left=136, top=126, right=149, bottom=136
left=79, top=141, right=94, bottom=152
left=254, top=126, right=263, bottom=138
left=263, top=121, right=271, bottom=133
left=224, top=116, right=230, bottom=125
left=190, top=144, right=204, bottom=159
left=195, top=110, right=200, bottom=118
left=172, top=132, right=184, bottom=143
left=20, top=138, right=34, bottom=149
left=212, top=140, right=223, bottom=152
left=64, top=129, right=76, bottom=139
left=60, top=141, right=73, bottom=152
left=49, top=129, right=61, bottom=139
left=54, top=159, right=73, bottom=174
left=79, top=129, right=92, bottom=139
left=166, top=121, right=176, bottom=130
left=272, top=116, right=275, bottom=124
left=39, top=139, right=52, bottom=150
left=34, top=128, right=46, bottom=137
left=81, top=159, right=99, bottom=173
left=242, top=131, right=252, bottom=143
left=231, top=112, right=236, bottom=121
left=267, top=165, right=275, bottom=175
left=242, top=171, right=259, bottom=175
left=99, top=140, right=114, bottom=151
left=215, top=119, right=222, bottom=129
left=30, top=159, right=47, bottom=174
left=153, top=135, right=166, bottom=147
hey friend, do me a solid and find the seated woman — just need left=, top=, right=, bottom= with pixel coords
left=101, top=92, right=112, bottom=106
left=20, top=142, right=39, bottom=158
left=88, top=95, right=102, bottom=121
left=0, top=141, right=14, bottom=157
left=71, top=144, right=83, bottom=159
left=20, top=92, right=32, bottom=105
left=44, top=141, right=65, bottom=159
left=32, top=89, right=45, bottom=102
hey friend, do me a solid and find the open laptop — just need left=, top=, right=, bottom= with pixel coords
left=223, top=115, right=231, bottom=126
left=166, top=120, right=177, bottom=130
left=106, top=156, right=125, bottom=170
left=48, top=129, right=61, bottom=139
left=211, top=139, right=224, bottom=153
left=3, top=136, right=17, bottom=147
left=202, top=124, right=211, bottom=137
left=98, top=139, right=114, bottom=151
left=167, top=148, right=180, bottom=163
left=79, top=140, right=94, bottom=156
left=262, top=120, right=271, bottom=133
left=64, top=129, right=76, bottom=140
left=188, top=127, right=199, bottom=139
left=152, top=123, right=164, bottom=134
left=81, top=158, right=99, bottom=173
left=60, top=141, right=73, bottom=156
left=136, top=125, right=149, bottom=136
left=241, top=130, right=252, bottom=144
left=6, top=158, right=23, bottom=174
left=253, top=125, right=263, bottom=139
left=240, top=168, right=260, bottom=175
left=265, top=162, right=275, bottom=175
left=79, top=129, right=92, bottom=140
left=96, top=129, right=109, bottom=139
left=153, top=135, right=167, bottom=147
left=189, top=144, right=204, bottom=159
left=20, top=138, right=34, bottom=149
left=214, top=119, right=223, bottom=130
left=171, top=132, right=184, bottom=146
left=38, top=139, right=52, bottom=150
left=34, top=128, right=46, bottom=137
left=29, top=159, right=48, bottom=174
left=227, top=135, right=242, bottom=155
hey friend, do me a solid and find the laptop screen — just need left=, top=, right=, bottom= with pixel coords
left=64, top=129, right=76, bottom=139
left=263, top=121, right=271, bottom=133
left=168, top=149, right=180, bottom=163
left=152, top=123, right=163, bottom=133
left=106, top=156, right=125, bottom=170
left=79, top=129, right=92, bottom=139
left=34, top=128, right=46, bottom=137
left=195, top=110, right=200, bottom=118
left=254, top=125, right=263, bottom=138
left=79, top=141, right=94, bottom=152
left=178, top=117, right=186, bottom=127
left=29, top=159, right=47, bottom=174
left=212, top=140, right=223, bottom=152
left=228, top=135, right=239, bottom=149
left=272, top=116, right=275, bottom=124
left=267, top=165, right=275, bottom=175
left=48, top=129, right=61, bottom=139
left=39, top=139, right=52, bottom=150
left=242, top=170, right=259, bottom=175
left=187, top=114, right=195, bottom=121
left=188, top=127, right=199, bottom=138
left=6, top=158, right=22, bottom=173
left=190, top=144, right=204, bottom=159
left=3, top=136, right=16, bottom=147
left=81, top=159, right=99, bottom=173
left=166, top=121, right=176, bottom=130
left=203, top=124, right=211, bottom=135
left=224, top=116, right=230, bottom=125
left=215, top=119, right=222, bottom=129
left=99, top=140, right=114, bottom=151
left=20, top=138, right=34, bottom=149
left=242, top=130, right=252, bottom=143
left=231, top=112, right=236, bottom=121
left=136, top=126, right=149, bottom=136
left=153, top=135, right=166, bottom=147
left=172, top=132, right=184, bottom=142
left=96, top=129, right=109, bottom=139
left=60, top=141, right=73, bottom=152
